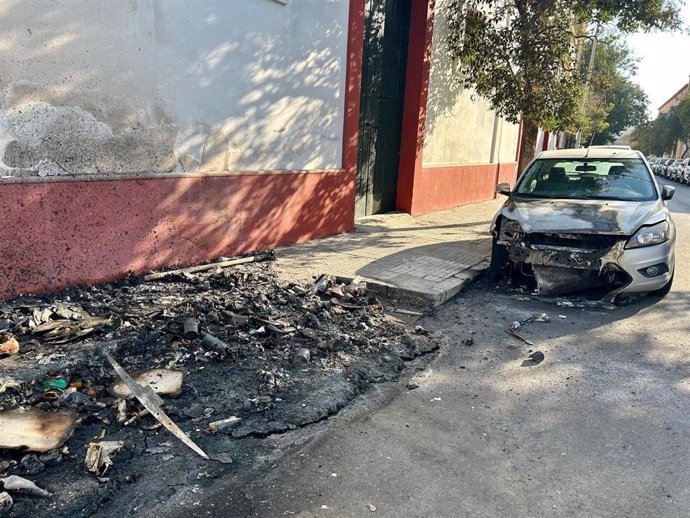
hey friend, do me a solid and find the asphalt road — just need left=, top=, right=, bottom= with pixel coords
left=193, top=177, right=690, bottom=517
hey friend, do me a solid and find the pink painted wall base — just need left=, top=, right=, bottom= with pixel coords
left=0, top=171, right=354, bottom=299
left=405, top=162, right=518, bottom=216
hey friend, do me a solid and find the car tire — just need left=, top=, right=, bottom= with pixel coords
left=487, top=236, right=508, bottom=281
left=651, top=272, right=674, bottom=298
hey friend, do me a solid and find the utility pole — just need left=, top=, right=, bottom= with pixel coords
left=575, top=26, right=601, bottom=148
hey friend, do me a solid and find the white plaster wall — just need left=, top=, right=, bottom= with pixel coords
left=422, top=0, right=518, bottom=167
left=498, top=120, right=520, bottom=162
left=0, top=0, right=348, bottom=177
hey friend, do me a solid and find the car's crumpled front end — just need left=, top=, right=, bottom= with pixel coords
left=491, top=199, right=675, bottom=297
left=490, top=149, right=677, bottom=299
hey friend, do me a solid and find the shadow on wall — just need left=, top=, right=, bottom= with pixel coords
left=400, top=0, right=493, bottom=179
left=422, top=0, right=517, bottom=169
left=0, top=0, right=347, bottom=177
left=423, top=0, right=465, bottom=142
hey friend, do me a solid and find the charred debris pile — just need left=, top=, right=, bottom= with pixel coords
left=0, top=255, right=441, bottom=515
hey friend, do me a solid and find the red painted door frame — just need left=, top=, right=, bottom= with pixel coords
left=396, top=0, right=435, bottom=214
left=343, top=0, right=366, bottom=184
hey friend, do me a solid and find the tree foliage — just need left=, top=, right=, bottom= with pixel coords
left=632, top=98, right=690, bottom=157
left=447, top=1, right=585, bottom=131
left=574, top=0, right=684, bottom=32
left=580, top=34, right=649, bottom=145
left=445, top=0, right=683, bottom=170
left=675, top=96, right=690, bottom=155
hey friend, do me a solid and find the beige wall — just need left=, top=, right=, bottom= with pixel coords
left=0, top=0, right=349, bottom=178
left=422, top=0, right=519, bottom=168
left=496, top=118, right=521, bottom=162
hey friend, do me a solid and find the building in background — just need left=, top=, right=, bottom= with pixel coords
left=658, top=82, right=690, bottom=115
left=0, top=0, right=519, bottom=299
left=658, top=79, right=690, bottom=158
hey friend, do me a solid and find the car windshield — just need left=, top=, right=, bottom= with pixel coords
left=515, top=158, right=657, bottom=201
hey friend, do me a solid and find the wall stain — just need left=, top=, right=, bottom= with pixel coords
left=0, top=84, right=177, bottom=177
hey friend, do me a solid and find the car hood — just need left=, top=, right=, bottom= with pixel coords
left=499, top=198, right=667, bottom=236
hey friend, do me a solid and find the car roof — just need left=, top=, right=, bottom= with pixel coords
left=537, top=148, right=644, bottom=160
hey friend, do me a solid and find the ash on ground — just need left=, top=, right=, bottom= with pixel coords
left=0, top=257, right=441, bottom=517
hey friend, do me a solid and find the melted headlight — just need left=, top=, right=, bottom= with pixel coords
left=626, top=221, right=669, bottom=249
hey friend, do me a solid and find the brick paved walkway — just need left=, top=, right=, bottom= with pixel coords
left=275, top=198, right=504, bottom=306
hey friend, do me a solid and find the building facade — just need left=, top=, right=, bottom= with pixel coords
left=658, top=79, right=690, bottom=158
left=0, top=0, right=519, bottom=298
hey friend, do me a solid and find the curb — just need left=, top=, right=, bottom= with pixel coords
left=432, top=264, right=487, bottom=306
left=335, top=261, right=489, bottom=308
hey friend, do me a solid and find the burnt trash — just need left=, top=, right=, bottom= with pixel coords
left=208, top=416, right=242, bottom=433
left=201, top=333, right=231, bottom=353
left=109, top=369, right=185, bottom=399
left=42, top=377, right=69, bottom=391
left=183, top=318, right=200, bottom=340
left=292, top=348, right=311, bottom=367
left=0, top=336, right=19, bottom=355
left=1, top=475, right=51, bottom=499
left=0, top=407, right=75, bottom=452
left=106, top=353, right=208, bottom=459
left=84, top=441, right=124, bottom=476
left=528, top=351, right=545, bottom=364
left=183, top=403, right=205, bottom=419
left=20, top=454, right=44, bottom=475
left=506, top=312, right=551, bottom=346
left=0, top=253, right=443, bottom=514
left=0, top=491, right=11, bottom=509
left=506, top=326, right=534, bottom=346
left=312, top=274, right=336, bottom=294
left=522, top=313, right=550, bottom=324
left=116, top=398, right=128, bottom=424
left=38, top=450, right=63, bottom=467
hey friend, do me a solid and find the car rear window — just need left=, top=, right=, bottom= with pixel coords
left=515, top=158, right=657, bottom=201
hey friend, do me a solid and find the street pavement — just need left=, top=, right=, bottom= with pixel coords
left=194, top=178, right=690, bottom=517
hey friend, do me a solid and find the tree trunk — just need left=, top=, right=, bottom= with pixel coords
left=518, top=120, right=539, bottom=174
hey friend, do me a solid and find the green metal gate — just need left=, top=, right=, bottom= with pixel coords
left=356, top=0, right=412, bottom=216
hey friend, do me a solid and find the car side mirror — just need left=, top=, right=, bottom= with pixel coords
left=662, top=185, right=675, bottom=201
left=496, top=182, right=511, bottom=196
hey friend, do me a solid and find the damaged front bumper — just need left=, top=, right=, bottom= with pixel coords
left=496, top=221, right=674, bottom=295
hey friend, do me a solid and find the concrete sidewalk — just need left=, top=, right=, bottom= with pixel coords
left=275, top=198, right=504, bottom=306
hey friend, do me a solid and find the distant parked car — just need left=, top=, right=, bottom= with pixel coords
left=647, top=157, right=660, bottom=174
left=660, top=158, right=675, bottom=178
left=665, top=159, right=678, bottom=180
left=667, top=159, right=685, bottom=182
left=677, top=158, right=690, bottom=184
left=490, top=147, right=676, bottom=299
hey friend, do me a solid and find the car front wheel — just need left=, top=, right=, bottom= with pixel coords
left=487, top=236, right=508, bottom=280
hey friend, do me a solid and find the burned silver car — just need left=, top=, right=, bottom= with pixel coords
left=489, top=148, right=676, bottom=298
